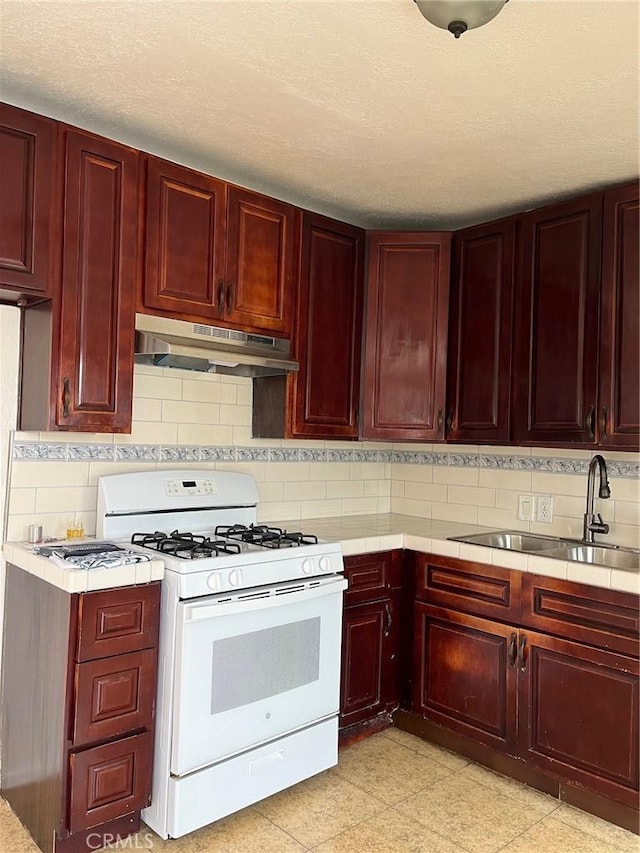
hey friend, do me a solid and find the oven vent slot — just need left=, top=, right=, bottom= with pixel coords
left=237, top=590, right=271, bottom=601
left=275, top=584, right=306, bottom=596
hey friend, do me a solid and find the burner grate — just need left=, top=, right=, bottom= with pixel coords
left=215, top=524, right=318, bottom=549
left=131, top=530, right=242, bottom=559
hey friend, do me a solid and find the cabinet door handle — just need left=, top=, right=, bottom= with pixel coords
left=517, top=634, right=527, bottom=672
left=384, top=602, right=392, bottom=637
left=217, top=279, right=225, bottom=313
left=61, top=377, right=71, bottom=419
left=585, top=404, right=595, bottom=440
left=600, top=406, right=608, bottom=442
left=437, top=408, right=444, bottom=436
left=508, top=632, right=517, bottom=667
left=445, top=408, right=454, bottom=435
left=226, top=281, right=234, bottom=314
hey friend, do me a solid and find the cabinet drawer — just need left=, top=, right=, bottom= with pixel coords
left=522, top=574, right=640, bottom=658
left=68, top=731, right=153, bottom=832
left=416, top=554, right=521, bottom=623
left=76, top=583, right=160, bottom=662
left=72, top=648, right=157, bottom=747
left=344, top=551, right=401, bottom=606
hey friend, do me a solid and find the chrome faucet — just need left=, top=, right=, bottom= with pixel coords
left=583, top=454, right=611, bottom=543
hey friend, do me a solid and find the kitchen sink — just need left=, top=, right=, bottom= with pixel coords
left=449, top=531, right=571, bottom=552
left=544, top=545, right=640, bottom=571
left=449, top=530, right=640, bottom=570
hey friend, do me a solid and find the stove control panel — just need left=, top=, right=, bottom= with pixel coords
left=164, top=478, right=218, bottom=497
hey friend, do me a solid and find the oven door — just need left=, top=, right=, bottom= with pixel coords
left=171, top=575, right=347, bottom=776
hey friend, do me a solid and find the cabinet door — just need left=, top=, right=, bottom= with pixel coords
left=0, top=103, right=58, bottom=298
left=56, top=129, right=138, bottom=432
left=599, top=182, right=639, bottom=450
left=414, top=602, right=518, bottom=754
left=72, top=648, right=157, bottom=747
left=513, top=193, right=602, bottom=445
left=68, top=731, right=153, bottom=832
left=362, top=232, right=451, bottom=441
left=518, top=629, right=639, bottom=808
left=447, top=218, right=515, bottom=443
left=340, top=600, right=390, bottom=727
left=290, top=212, right=364, bottom=438
left=224, top=186, right=295, bottom=335
left=143, top=156, right=226, bottom=321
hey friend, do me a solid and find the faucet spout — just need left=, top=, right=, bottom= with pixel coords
left=583, top=455, right=611, bottom=543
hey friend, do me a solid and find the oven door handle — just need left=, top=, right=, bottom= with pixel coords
left=181, top=577, right=348, bottom=622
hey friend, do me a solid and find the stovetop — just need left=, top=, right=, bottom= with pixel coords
left=131, top=525, right=319, bottom=560
left=97, top=469, right=344, bottom=594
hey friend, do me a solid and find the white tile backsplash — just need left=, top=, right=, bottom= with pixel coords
left=4, top=365, right=639, bottom=551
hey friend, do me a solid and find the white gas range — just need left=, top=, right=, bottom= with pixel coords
left=96, top=469, right=346, bottom=840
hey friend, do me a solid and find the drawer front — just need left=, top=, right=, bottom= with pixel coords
left=344, top=551, right=401, bottom=605
left=72, top=648, right=157, bottom=747
left=68, top=732, right=153, bottom=832
left=416, top=554, right=521, bottom=623
left=522, top=574, right=640, bottom=658
left=76, top=583, right=160, bottom=662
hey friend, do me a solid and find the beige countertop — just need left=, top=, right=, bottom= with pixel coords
left=4, top=514, right=637, bottom=595
left=2, top=541, right=164, bottom=593
left=275, top=513, right=640, bottom=596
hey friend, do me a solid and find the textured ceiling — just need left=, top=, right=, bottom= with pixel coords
left=1, top=0, right=638, bottom=229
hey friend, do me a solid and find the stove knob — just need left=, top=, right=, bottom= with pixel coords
left=319, top=556, right=331, bottom=574
left=228, top=569, right=243, bottom=587
left=207, top=572, right=222, bottom=592
left=302, top=558, right=314, bottom=575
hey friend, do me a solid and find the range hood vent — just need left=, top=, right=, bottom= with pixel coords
left=134, top=314, right=299, bottom=377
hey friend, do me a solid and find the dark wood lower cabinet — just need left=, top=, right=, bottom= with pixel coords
left=406, top=552, right=640, bottom=831
left=519, top=630, right=639, bottom=808
left=414, top=603, right=518, bottom=754
left=0, top=565, right=160, bottom=853
left=339, top=551, right=403, bottom=739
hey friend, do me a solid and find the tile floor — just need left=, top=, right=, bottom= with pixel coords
left=1, top=729, right=638, bottom=852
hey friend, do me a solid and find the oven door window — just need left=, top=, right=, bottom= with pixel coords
left=171, top=580, right=344, bottom=776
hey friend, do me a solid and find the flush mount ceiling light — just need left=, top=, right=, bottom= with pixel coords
left=414, top=0, right=509, bottom=38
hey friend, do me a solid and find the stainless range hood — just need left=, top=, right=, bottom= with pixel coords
left=134, top=314, right=299, bottom=377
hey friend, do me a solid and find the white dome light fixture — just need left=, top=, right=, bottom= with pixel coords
left=414, top=0, right=510, bottom=38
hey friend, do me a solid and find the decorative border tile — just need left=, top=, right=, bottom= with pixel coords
left=11, top=441, right=640, bottom=478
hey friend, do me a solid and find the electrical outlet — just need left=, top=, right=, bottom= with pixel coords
left=518, top=494, right=535, bottom=521
left=536, top=495, right=554, bottom=523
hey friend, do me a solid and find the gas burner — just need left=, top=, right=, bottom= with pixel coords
left=131, top=530, right=242, bottom=560
left=215, top=524, right=319, bottom=549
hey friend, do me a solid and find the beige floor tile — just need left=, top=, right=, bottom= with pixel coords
left=313, top=806, right=467, bottom=853
left=163, top=808, right=305, bottom=852
left=396, top=772, right=550, bottom=853
left=499, top=816, right=630, bottom=853
left=381, top=728, right=469, bottom=770
left=552, top=804, right=640, bottom=852
left=333, top=732, right=454, bottom=805
left=457, top=762, right=560, bottom=815
left=0, top=801, right=40, bottom=853
left=253, top=767, right=386, bottom=848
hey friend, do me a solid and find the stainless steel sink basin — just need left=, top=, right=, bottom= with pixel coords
left=544, top=545, right=640, bottom=571
left=449, top=531, right=569, bottom=552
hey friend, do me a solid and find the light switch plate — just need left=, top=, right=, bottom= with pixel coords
left=518, top=494, right=535, bottom=521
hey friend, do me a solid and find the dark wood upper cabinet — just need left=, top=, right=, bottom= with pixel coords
left=142, top=162, right=295, bottom=337
left=225, top=186, right=295, bottom=335
left=290, top=212, right=364, bottom=438
left=54, top=129, right=139, bottom=432
left=447, top=218, right=515, bottom=443
left=21, top=128, right=141, bottom=435
left=512, top=193, right=603, bottom=445
left=362, top=232, right=451, bottom=441
left=143, top=157, right=226, bottom=321
left=598, top=181, right=639, bottom=450
left=0, top=103, right=59, bottom=300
